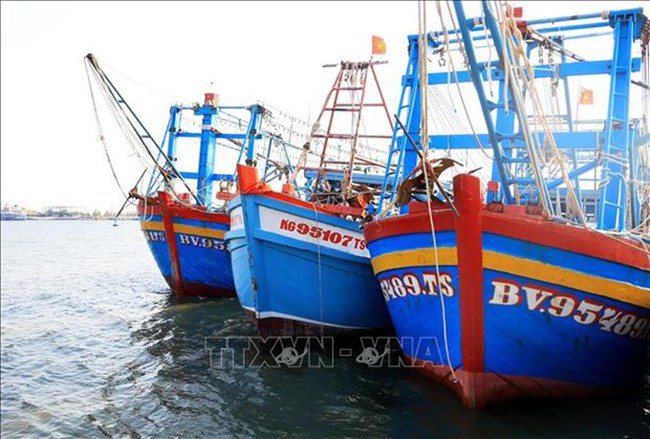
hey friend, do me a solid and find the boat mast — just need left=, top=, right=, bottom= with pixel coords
left=165, top=100, right=268, bottom=208
left=597, top=8, right=648, bottom=231
left=309, top=60, right=393, bottom=204
left=195, top=93, right=219, bottom=206
left=377, top=36, right=423, bottom=214
left=452, top=1, right=648, bottom=232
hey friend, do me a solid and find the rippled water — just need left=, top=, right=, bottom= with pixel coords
left=1, top=220, right=649, bottom=438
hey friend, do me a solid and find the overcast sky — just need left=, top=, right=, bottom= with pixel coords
left=1, top=1, right=645, bottom=212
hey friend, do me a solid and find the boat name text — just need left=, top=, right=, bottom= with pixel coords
left=178, top=234, right=226, bottom=251
left=144, top=231, right=166, bottom=242
left=230, top=207, right=244, bottom=230
left=490, top=279, right=650, bottom=340
left=258, top=206, right=369, bottom=257
left=378, top=272, right=456, bottom=302
left=279, top=219, right=366, bottom=250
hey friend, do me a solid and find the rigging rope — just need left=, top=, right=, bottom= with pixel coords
left=311, top=203, right=325, bottom=338
left=85, top=55, right=201, bottom=206
left=424, top=0, right=458, bottom=383
left=497, top=0, right=587, bottom=225
left=85, top=62, right=131, bottom=199
left=436, top=1, right=494, bottom=162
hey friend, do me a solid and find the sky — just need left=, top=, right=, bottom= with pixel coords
left=1, top=0, right=647, bottom=212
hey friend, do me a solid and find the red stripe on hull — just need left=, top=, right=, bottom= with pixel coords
left=167, top=204, right=230, bottom=224
left=137, top=200, right=162, bottom=216
left=236, top=164, right=361, bottom=217
left=158, top=192, right=185, bottom=297
left=137, top=194, right=230, bottom=224
left=406, top=355, right=620, bottom=409
left=482, top=211, right=649, bottom=271
left=364, top=209, right=455, bottom=242
left=454, top=175, right=486, bottom=409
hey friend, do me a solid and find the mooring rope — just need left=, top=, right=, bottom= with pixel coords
left=311, top=202, right=325, bottom=338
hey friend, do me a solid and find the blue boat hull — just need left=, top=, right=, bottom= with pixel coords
left=138, top=212, right=174, bottom=285
left=364, top=174, right=650, bottom=408
left=225, top=190, right=391, bottom=337
left=138, top=194, right=235, bottom=298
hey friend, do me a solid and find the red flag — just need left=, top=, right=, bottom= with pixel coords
left=579, top=87, right=593, bottom=105
left=372, top=35, right=386, bottom=55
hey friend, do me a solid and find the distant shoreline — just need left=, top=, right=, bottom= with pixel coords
left=1, top=216, right=139, bottom=222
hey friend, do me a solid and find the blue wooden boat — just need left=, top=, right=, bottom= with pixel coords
left=364, top=2, right=650, bottom=408
left=225, top=60, right=394, bottom=336
left=137, top=189, right=234, bottom=297
left=133, top=96, right=274, bottom=298
left=227, top=165, right=391, bottom=336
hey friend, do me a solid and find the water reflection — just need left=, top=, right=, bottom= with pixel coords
left=122, top=293, right=650, bottom=438
left=1, top=221, right=648, bottom=438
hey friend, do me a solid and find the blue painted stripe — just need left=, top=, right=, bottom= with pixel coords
left=139, top=215, right=163, bottom=222
left=367, top=231, right=456, bottom=258
left=483, top=233, right=649, bottom=287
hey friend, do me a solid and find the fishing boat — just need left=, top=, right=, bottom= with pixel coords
left=225, top=60, right=394, bottom=336
left=134, top=99, right=279, bottom=298
left=364, top=1, right=650, bottom=408
left=85, top=54, right=308, bottom=298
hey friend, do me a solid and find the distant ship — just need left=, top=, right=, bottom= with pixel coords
left=1, top=205, right=27, bottom=221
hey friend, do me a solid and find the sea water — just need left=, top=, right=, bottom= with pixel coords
left=1, top=220, right=648, bottom=438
